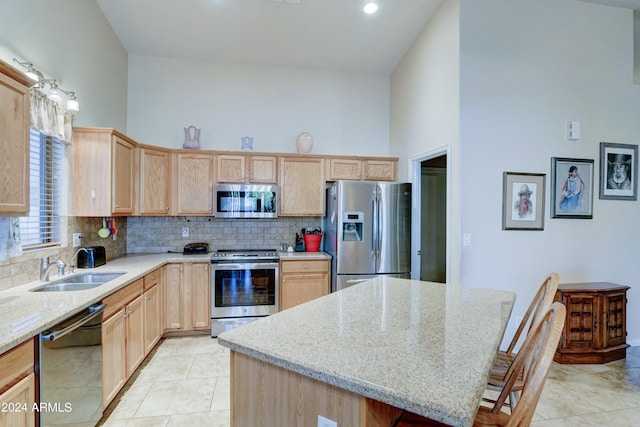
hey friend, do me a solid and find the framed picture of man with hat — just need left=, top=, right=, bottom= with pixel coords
left=599, top=142, right=638, bottom=201
left=502, top=172, right=546, bottom=230
left=550, top=157, right=594, bottom=219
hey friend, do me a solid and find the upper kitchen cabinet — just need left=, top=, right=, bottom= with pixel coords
left=0, top=60, right=34, bottom=215
left=279, top=156, right=325, bottom=216
left=172, top=152, right=215, bottom=215
left=326, top=157, right=398, bottom=182
left=216, top=153, right=277, bottom=184
left=73, top=128, right=136, bottom=216
left=363, top=158, right=397, bottom=181
left=138, top=145, right=171, bottom=215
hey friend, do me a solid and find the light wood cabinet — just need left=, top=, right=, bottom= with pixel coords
left=165, top=262, right=211, bottom=331
left=326, top=157, right=397, bottom=182
left=125, top=294, right=145, bottom=376
left=173, top=152, right=214, bottom=215
left=0, top=60, right=33, bottom=216
left=73, top=128, right=136, bottom=216
left=143, top=269, right=163, bottom=355
left=363, top=158, right=396, bottom=181
left=101, top=310, right=126, bottom=407
left=554, top=282, right=630, bottom=364
left=216, top=153, right=277, bottom=184
left=139, top=146, right=170, bottom=215
left=101, top=278, right=146, bottom=407
left=0, top=338, right=36, bottom=427
left=326, top=157, right=363, bottom=181
left=280, top=259, right=330, bottom=310
left=279, top=157, right=325, bottom=216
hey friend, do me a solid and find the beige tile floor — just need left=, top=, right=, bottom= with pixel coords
left=100, top=337, right=640, bottom=426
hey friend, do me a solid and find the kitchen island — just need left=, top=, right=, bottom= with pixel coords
left=217, top=277, right=516, bottom=427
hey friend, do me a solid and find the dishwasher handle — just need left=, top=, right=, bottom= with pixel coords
left=41, top=303, right=107, bottom=342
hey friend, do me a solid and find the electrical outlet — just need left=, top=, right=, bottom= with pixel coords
left=182, top=227, right=189, bottom=238
left=72, top=233, right=83, bottom=247
left=318, top=415, right=337, bottom=427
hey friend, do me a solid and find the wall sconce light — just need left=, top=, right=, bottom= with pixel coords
left=13, top=58, right=79, bottom=112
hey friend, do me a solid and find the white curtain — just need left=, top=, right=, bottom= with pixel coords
left=0, top=217, right=22, bottom=262
left=0, top=89, right=75, bottom=261
left=29, top=90, right=74, bottom=142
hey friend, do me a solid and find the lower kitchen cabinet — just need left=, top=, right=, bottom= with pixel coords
left=554, top=282, right=630, bottom=364
left=280, top=259, right=330, bottom=311
left=0, top=338, right=36, bottom=427
left=143, top=270, right=163, bottom=354
left=101, top=278, right=146, bottom=407
left=165, top=262, right=211, bottom=332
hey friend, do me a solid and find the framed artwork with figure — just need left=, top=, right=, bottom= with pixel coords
left=550, top=157, right=594, bottom=219
left=599, top=142, right=638, bottom=201
left=502, top=172, right=545, bottom=230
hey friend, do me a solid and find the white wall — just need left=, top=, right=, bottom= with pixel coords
left=0, top=0, right=128, bottom=130
left=459, top=0, right=640, bottom=345
left=390, top=0, right=461, bottom=284
left=126, top=55, right=390, bottom=156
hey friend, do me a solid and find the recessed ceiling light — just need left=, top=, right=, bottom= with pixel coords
left=363, top=2, right=378, bottom=14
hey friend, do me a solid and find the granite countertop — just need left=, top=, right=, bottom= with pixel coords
left=0, top=251, right=331, bottom=355
left=277, top=251, right=331, bottom=260
left=218, top=276, right=515, bottom=427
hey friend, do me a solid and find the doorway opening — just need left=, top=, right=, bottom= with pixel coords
left=410, top=147, right=449, bottom=283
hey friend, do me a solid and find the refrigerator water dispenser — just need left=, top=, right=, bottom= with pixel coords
left=342, top=211, right=363, bottom=241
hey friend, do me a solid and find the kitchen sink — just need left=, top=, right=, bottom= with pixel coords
left=30, top=272, right=126, bottom=292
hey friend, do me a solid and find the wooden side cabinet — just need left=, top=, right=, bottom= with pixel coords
left=554, top=282, right=630, bottom=364
left=0, top=338, right=36, bottom=427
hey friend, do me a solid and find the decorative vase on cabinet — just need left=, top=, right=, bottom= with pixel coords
left=296, top=132, right=313, bottom=154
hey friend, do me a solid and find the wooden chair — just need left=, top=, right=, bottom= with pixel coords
left=492, top=273, right=559, bottom=376
left=393, top=302, right=566, bottom=427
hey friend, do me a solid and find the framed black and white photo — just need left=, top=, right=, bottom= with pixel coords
left=599, top=142, right=638, bottom=201
left=502, top=172, right=545, bottom=230
left=550, top=157, right=594, bottom=219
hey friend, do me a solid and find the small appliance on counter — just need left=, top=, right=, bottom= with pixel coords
left=183, top=242, right=210, bottom=255
left=77, top=246, right=106, bottom=268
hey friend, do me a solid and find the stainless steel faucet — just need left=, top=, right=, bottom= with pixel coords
left=40, top=256, right=66, bottom=282
left=69, top=247, right=88, bottom=273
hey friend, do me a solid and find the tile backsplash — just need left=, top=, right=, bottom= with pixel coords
left=126, top=216, right=321, bottom=253
left=0, top=215, right=321, bottom=290
left=0, top=216, right=126, bottom=291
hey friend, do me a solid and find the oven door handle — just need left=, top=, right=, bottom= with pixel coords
left=211, top=262, right=278, bottom=270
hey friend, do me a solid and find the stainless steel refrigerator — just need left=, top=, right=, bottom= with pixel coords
left=324, top=180, right=411, bottom=291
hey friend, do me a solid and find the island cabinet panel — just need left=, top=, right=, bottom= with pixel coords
left=139, top=147, right=170, bottom=215
left=231, top=351, right=360, bottom=427
left=173, top=152, right=214, bottom=215
left=0, top=338, right=36, bottom=427
left=0, top=60, right=32, bottom=215
left=279, top=157, right=325, bottom=216
left=554, top=282, right=630, bottom=364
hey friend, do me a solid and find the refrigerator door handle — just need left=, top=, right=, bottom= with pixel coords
left=374, top=186, right=382, bottom=269
left=371, top=197, right=377, bottom=264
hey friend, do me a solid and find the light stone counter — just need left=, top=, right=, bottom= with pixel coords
left=218, top=276, right=515, bottom=427
left=277, top=251, right=331, bottom=261
left=0, top=253, right=210, bottom=354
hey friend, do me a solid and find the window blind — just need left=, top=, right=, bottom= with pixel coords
left=20, top=129, right=66, bottom=250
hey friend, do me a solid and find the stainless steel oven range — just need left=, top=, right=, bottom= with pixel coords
left=210, top=249, right=279, bottom=337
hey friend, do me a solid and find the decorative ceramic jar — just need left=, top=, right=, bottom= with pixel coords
left=296, top=132, right=313, bottom=153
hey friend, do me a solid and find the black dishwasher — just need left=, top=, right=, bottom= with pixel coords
left=38, top=303, right=106, bottom=427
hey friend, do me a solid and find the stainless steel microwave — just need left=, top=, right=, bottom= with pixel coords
left=214, top=184, right=278, bottom=218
